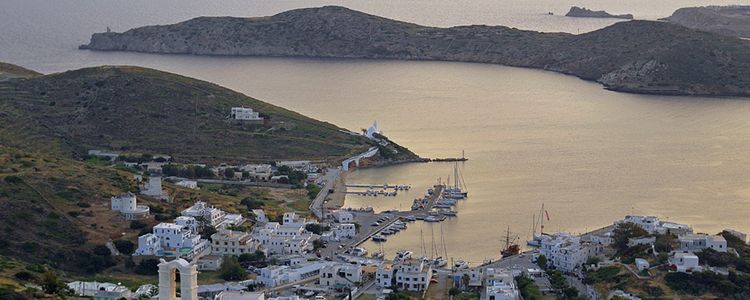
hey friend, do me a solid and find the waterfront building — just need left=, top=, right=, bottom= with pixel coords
left=617, top=215, right=692, bottom=235
left=376, top=263, right=394, bottom=288
left=196, top=255, right=224, bottom=271
left=230, top=107, right=263, bottom=121
left=393, top=259, right=432, bottom=292
left=539, top=233, right=595, bottom=272
left=678, top=234, right=727, bottom=253
left=319, top=263, right=363, bottom=288
left=483, top=268, right=520, bottom=300
left=67, top=281, right=131, bottom=300
left=110, top=192, right=150, bottom=220
left=332, top=211, right=354, bottom=223
left=334, top=223, right=356, bottom=239
left=134, top=218, right=209, bottom=260
left=210, top=229, right=263, bottom=256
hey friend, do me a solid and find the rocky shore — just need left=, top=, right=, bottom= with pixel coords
left=80, top=6, right=750, bottom=97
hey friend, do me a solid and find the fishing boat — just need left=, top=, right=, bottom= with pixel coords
left=352, top=247, right=368, bottom=257
left=454, top=260, right=469, bottom=270
left=440, top=209, right=458, bottom=216
left=500, top=226, right=521, bottom=257
left=395, top=250, right=413, bottom=261
left=404, top=215, right=417, bottom=222
left=432, top=256, right=448, bottom=267
left=372, top=234, right=387, bottom=242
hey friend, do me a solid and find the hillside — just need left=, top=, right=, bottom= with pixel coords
left=0, top=65, right=417, bottom=163
left=0, top=62, right=40, bottom=81
left=80, top=6, right=750, bottom=97
left=663, top=6, right=750, bottom=38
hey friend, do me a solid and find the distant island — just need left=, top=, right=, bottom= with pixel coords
left=565, top=6, right=633, bottom=19
left=663, top=6, right=750, bottom=38
left=79, top=6, right=750, bottom=97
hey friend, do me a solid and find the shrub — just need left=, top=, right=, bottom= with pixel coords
left=219, top=256, right=246, bottom=281
left=14, top=271, right=37, bottom=281
left=3, top=176, right=22, bottom=184
left=129, top=220, right=148, bottom=229
left=93, top=245, right=111, bottom=256
left=113, top=240, right=136, bottom=255
left=134, top=259, right=159, bottom=275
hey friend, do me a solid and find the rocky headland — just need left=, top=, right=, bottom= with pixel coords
left=565, top=6, right=633, bottom=19
left=663, top=6, right=750, bottom=38
left=80, top=6, right=750, bottom=97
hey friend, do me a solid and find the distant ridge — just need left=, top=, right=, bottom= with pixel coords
left=80, top=6, right=750, bottom=97
left=663, top=6, right=750, bottom=38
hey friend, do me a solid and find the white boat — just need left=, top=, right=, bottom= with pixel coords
left=425, top=215, right=441, bottom=222
left=372, top=234, right=387, bottom=242
left=433, top=257, right=448, bottom=267
left=352, top=247, right=368, bottom=257
left=404, top=215, right=416, bottom=222
left=395, top=250, right=413, bottom=261
left=454, top=260, right=469, bottom=270
left=371, top=251, right=385, bottom=259
left=440, top=210, right=458, bottom=217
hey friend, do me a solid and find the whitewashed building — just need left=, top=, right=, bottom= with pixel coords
left=670, top=251, right=701, bottom=272
left=239, top=164, right=273, bottom=181
left=134, top=217, right=209, bottom=260
left=230, top=107, right=263, bottom=121
left=252, top=218, right=313, bottom=255
left=141, top=176, right=169, bottom=200
left=679, top=234, right=728, bottom=253
left=320, top=263, right=363, bottom=288
left=539, top=233, right=595, bottom=272
left=67, top=281, right=131, bottom=300
left=110, top=192, right=150, bottom=220
left=257, top=262, right=331, bottom=287
left=617, top=215, right=693, bottom=235
left=176, top=180, right=198, bottom=189
left=196, top=255, right=224, bottom=271
left=376, top=263, right=394, bottom=288
left=635, top=258, right=650, bottom=271
left=332, top=211, right=354, bottom=223
left=393, top=259, right=432, bottom=292
left=334, top=223, right=356, bottom=239
left=182, top=201, right=245, bottom=229
left=483, top=268, right=520, bottom=300
left=252, top=209, right=268, bottom=223
left=211, top=229, right=263, bottom=256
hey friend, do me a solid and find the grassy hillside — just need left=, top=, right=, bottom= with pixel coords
left=0, top=62, right=40, bottom=81
left=0, top=65, right=406, bottom=163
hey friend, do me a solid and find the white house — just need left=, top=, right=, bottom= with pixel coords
left=196, top=255, right=224, bottom=271
left=134, top=217, right=209, bottom=260
left=110, top=192, right=150, bottom=220
left=635, top=258, right=650, bottom=271
left=670, top=252, right=701, bottom=272
left=252, top=209, right=268, bottom=223
left=210, top=229, right=263, bottom=256
left=393, top=259, right=432, bottom=292
left=679, top=234, right=727, bottom=253
left=67, top=281, right=131, bottom=300
left=334, top=223, right=356, bottom=239
left=319, top=263, right=363, bottom=288
left=483, top=268, right=520, bottom=300
left=141, top=176, right=169, bottom=200
left=182, top=201, right=244, bottom=229
left=617, top=215, right=693, bottom=235
left=230, top=107, right=263, bottom=121
left=539, top=233, right=595, bottom=272
left=176, top=180, right=198, bottom=189
left=239, top=164, right=273, bottom=181
left=252, top=220, right=313, bottom=255
left=332, top=211, right=354, bottom=223
left=257, top=262, right=331, bottom=288
left=627, top=237, right=656, bottom=247
left=376, top=263, right=394, bottom=288
left=365, top=120, right=381, bottom=139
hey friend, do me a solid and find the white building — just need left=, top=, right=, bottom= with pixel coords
left=176, top=180, right=198, bottom=189
left=252, top=209, right=268, bottom=223
left=239, top=164, right=273, bottom=181
left=196, top=255, right=224, bottom=271
left=67, top=281, right=131, bottom=300
left=182, top=201, right=244, bottom=229
left=635, top=258, right=650, bottom=271
left=141, top=176, right=169, bottom=200
left=111, top=192, right=150, bottom=220
left=215, top=291, right=265, bottom=300
left=332, top=211, right=354, bottom=223
left=539, top=233, right=595, bottom=273
left=392, top=259, right=432, bottom=292
left=257, top=262, right=331, bottom=287
left=670, top=252, right=701, bottom=272
left=320, top=263, right=363, bottom=288
left=483, top=268, right=520, bottom=300
left=134, top=217, right=209, bottom=260
left=365, top=120, right=381, bottom=139
left=334, top=223, right=356, bottom=239
left=211, top=229, right=263, bottom=256
left=376, top=263, right=394, bottom=288
left=252, top=219, right=313, bottom=255
left=679, top=234, right=727, bottom=253
left=617, top=215, right=692, bottom=235
left=230, top=107, right=263, bottom=121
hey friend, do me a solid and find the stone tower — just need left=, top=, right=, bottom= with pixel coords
left=158, top=258, right=198, bottom=300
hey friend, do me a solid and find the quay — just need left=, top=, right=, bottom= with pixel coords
left=345, top=184, right=411, bottom=190
left=428, top=157, right=468, bottom=162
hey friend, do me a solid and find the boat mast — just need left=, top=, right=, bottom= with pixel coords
left=441, top=223, right=448, bottom=258
left=431, top=226, right=437, bottom=259
left=420, top=229, right=427, bottom=258
left=540, top=203, right=545, bottom=235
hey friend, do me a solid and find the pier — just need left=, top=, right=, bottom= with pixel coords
left=345, top=184, right=411, bottom=190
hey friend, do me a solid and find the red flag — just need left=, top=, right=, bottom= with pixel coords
left=545, top=210, right=550, bottom=221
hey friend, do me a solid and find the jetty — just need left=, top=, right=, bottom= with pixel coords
left=345, top=184, right=411, bottom=190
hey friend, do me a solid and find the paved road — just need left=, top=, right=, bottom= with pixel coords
left=310, top=167, right=341, bottom=220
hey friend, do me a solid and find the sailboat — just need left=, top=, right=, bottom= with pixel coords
left=443, top=162, right=468, bottom=199
left=500, top=226, right=520, bottom=257
left=527, top=203, right=550, bottom=247
left=432, top=223, right=449, bottom=268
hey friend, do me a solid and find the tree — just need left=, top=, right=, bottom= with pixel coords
left=613, top=222, right=649, bottom=252
left=41, top=271, right=64, bottom=294
left=93, top=245, right=111, bottom=256
left=224, top=168, right=235, bottom=179
left=449, top=287, right=461, bottom=296
left=134, top=259, right=160, bottom=275
left=219, top=256, right=246, bottom=281
left=130, top=220, right=148, bottom=229
left=113, top=240, right=136, bottom=255
left=305, top=223, right=324, bottom=235
left=162, top=164, right=179, bottom=177
left=536, top=254, right=548, bottom=269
